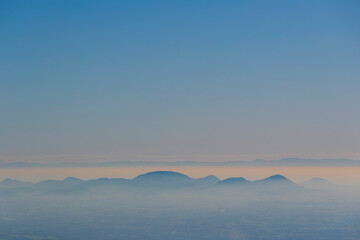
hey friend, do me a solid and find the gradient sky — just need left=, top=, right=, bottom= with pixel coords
left=1, top=0, right=360, bottom=163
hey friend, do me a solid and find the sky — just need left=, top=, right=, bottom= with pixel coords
left=1, top=0, right=360, bottom=163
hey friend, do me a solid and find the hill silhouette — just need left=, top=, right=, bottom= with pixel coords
left=133, top=171, right=194, bottom=188
left=302, top=177, right=336, bottom=190
left=216, top=174, right=301, bottom=192
left=0, top=178, right=31, bottom=188
left=216, top=177, right=249, bottom=186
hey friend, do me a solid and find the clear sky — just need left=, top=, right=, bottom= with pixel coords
left=1, top=0, right=360, bottom=163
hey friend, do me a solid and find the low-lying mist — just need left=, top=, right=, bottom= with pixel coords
left=1, top=170, right=360, bottom=240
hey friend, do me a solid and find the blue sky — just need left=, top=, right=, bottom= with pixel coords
left=1, top=0, right=360, bottom=162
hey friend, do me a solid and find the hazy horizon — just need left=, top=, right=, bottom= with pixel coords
left=1, top=1, right=359, bottom=239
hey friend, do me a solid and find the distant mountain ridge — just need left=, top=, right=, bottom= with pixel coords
left=301, top=177, right=337, bottom=190
left=1, top=158, right=360, bottom=168
left=0, top=171, right=316, bottom=196
left=216, top=174, right=301, bottom=191
left=216, top=177, right=249, bottom=186
left=0, top=178, right=32, bottom=188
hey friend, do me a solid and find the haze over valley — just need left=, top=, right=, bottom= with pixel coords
left=1, top=170, right=360, bottom=240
